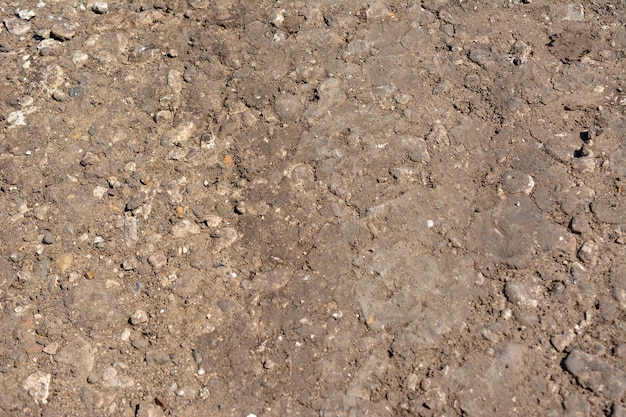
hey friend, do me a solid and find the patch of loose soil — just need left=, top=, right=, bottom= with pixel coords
left=1, top=1, right=625, bottom=416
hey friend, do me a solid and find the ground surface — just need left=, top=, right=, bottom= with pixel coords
left=1, top=0, right=625, bottom=416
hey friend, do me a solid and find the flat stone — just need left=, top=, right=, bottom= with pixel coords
left=55, top=337, right=97, bottom=374
left=172, top=219, right=201, bottom=238
left=130, top=309, right=148, bottom=325
left=502, top=170, right=535, bottom=195
left=4, top=17, right=31, bottom=36
left=51, top=23, right=78, bottom=41
left=564, top=349, right=626, bottom=401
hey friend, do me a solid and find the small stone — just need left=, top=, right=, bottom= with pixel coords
left=101, top=367, right=117, bottom=382
left=217, top=298, right=236, bottom=313
left=23, top=372, right=51, bottom=404
left=564, top=349, right=626, bottom=401
left=37, top=38, right=63, bottom=56
left=130, top=309, right=148, bottom=325
left=148, top=252, right=167, bottom=272
left=122, top=258, right=138, bottom=271
left=4, top=17, right=31, bottom=36
left=92, top=2, right=109, bottom=14
left=17, top=9, right=36, bottom=20
left=55, top=337, right=96, bottom=374
left=72, top=51, right=89, bottom=67
left=131, top=336, right=149, bottom=350
left=51, top=23, right=78, bottom=41
left=68, top=85, right=84, bottom=97
left=52, top=89, right=68, bottom=101
left=42, top=231, right=54, bottom=244
left=569, top=214, right=590, bottom=234
left=56, top=253, right=74, bottom=273
left=578, top=241, right=599, bottom=265
left=405, top=373, right=419, bottom=391
left=43, top=342, right=59, bottom=355
left=171, top=219, right=201, bottom=238
left=551, top=329, right=575, bottom=352
left=135, top=402, right=165, bottom=417
left=502, top=170, right=535, bottom=195
left=563, top=393, right=590, bottom=417
left=145, top=350, right=171, bottom=367
left=80, top=151, right=100, bottom=166
left=504, top=278, right=542, bottom=308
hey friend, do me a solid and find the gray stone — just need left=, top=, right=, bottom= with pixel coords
left=564, top=349, right=626, bottom=401
left=577, top=241, right=599, bottom=265
left=4, top=18, right=31, bottom=36
left=502, top=170, right=535, bottom=195
left=148, top=252, right=167, bottom=272
left=569, top=214, right=590, bottom=234
left=55, top=337, right=97, bottom=374
left=563, top=392, right=590, bottom=417
left=92, top=2, right=109, bottom=14
left=135, top=402, right=165, bottom=417
left=217, top=299, right=236, bottom=313
left=610, top=268, right=626, bottom=310
left=130, top=309, right=148, bottom=325
left=504, top=278, right=543, bottom=308
left=551, top=329, right=575, bottom=352
left=42, top=231, right=54, bottom=244
left=146, top=350, right=171, bottom=366
left=51, top=23, right=78, bottom=41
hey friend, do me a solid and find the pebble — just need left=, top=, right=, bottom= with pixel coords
left=551, top=329, right=575, bottom=352
left=51, top=23, right=78, bottom=41
left=569, top=214, right=590, bottom=234
left=37, top=38, right=63, bottom=56
left=43, top=342, right=59, bottom=355
left=17, top=9, right=36, bottom=20
left=55, top=337, right=96, bottom=374
left=52, top=89, right=68, bottom=101
left=92, top=2, right=109, bottom=14
left=72, top=51, right=89, bottom=66
left=23, top=372, right=51, bottom=404
left=135, top=402, right=165, bottom=417
left=130, top=309, right=149, bottom=325
left=124, top=217, right=138, bottom=247
left=148, top=252, right=167, bottom=272
left=171, top=219, right=201, bottom=238
left=131, top=336, right=149, bottom=350
left=56, top=253, right=74, bottom=273
left=501, top=170, right=535, bottom=195
left=42, top=231, right=54, bottom=244
left=145, top=350, right=171, bottom=367
left=69, top=85, right=84, bottom=97
left=504, top=279, right=542, bottom=308
left=577, top=241, right=599, bottom=265
left=4, top=17, right=31, bottom=36
left=564, top=349, right=626, bottom=400
left=217, top=298, right=236, bottom=313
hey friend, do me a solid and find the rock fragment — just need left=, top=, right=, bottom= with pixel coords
left=51, top=23, right=78, bottom=41
left=55, top=337, right=96, bottom=374
left=92, top=2, right=109, bottom=14
left=577, top=241, right=599, bottom=265
left=502, top=170, right=534, bottom=195
left=4, top=17, right=31, bottom=36
left=564, top=349, right=626, bottom=401
left=23, top=372, right=51, bottom=404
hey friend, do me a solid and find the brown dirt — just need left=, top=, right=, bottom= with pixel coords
left=1, top=1, right=625, bottom=416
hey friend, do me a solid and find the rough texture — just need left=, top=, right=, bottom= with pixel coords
left=1, top=1, right=625, bottom=416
